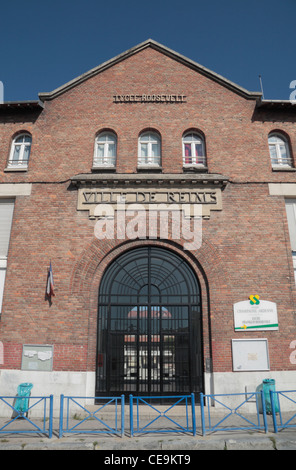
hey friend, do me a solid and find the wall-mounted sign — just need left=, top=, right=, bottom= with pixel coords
left=233, top=296, right=278, bottom=331
left=113, top=94, right=187, bottom=103
left=232, top=339, right=270, bottom=371
left=21, top=345, right=53, bottom=371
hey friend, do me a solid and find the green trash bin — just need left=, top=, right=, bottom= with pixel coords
left=14, top=383, right=33, bottom=416
left=261, top=379, right=279, bottom=414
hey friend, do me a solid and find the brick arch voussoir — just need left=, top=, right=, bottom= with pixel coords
left=70, top=234, right=231, bottom=307
left=70, top=236, right=231, bottom=372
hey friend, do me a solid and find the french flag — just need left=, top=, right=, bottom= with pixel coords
left=46, top=262, right=55, bottom=298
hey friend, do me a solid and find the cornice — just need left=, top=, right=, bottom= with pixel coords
left=71, top=172, right=229, bottom=187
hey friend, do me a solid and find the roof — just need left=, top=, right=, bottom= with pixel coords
left=38, top=39, right=262, bottom=102
left=1, top=40, right=294, bottom=108
left=255, top=99, right=296, bottom=110
left=0, top=100, right=44, bottom=110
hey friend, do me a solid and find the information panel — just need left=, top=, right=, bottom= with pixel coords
left=234, top=299, right=278, bottom=331
left=232, top=339, right=270, bottom=371
left=21, top=345, right=53, bottom=372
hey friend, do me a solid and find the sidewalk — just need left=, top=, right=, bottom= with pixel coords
left=1, top=404, right=296, bottom=451
left=1, top=428, right=296, bottom=450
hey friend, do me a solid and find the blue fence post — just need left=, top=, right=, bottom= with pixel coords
left=260, top=390, right=268, bottom=433
left=59, top=394, right=64, bottom=438
left=200, top=392, right=206, bottom=436
left=129, top=395, right=133, bottom=437
left=191, top=393, right=196, bottom=436
left=49, top=395, right=53, bottom=439
left=270, top=390, right=278, bottom=433
left=121, top=395, right=125, bottom=437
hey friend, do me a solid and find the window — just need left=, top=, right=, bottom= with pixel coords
left=182, top=132, right=206, bottom=167
left=93, top=132, right=117, bottom=168
left=138, top=132, right=161, bottom=167
left=268, top=133, right=292, bottom=168
left=8, top=134, right=32, bottom=169
left=285, top=199, right=296, bottom=284
left=0, top=199, right=14, bottom=314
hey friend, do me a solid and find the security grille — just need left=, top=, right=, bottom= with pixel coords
left=96, top=247, right=203, bottom=396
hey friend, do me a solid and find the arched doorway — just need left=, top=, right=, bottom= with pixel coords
left=96, top=246, right=203, bottom=396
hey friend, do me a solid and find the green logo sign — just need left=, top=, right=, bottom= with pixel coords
left=249, top=295, right=260, bottom=305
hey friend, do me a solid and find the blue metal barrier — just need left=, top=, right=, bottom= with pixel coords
left=200, top=391, right=268, bottom=435
left=129, top=394, right=196, bottom=436
left=270, top=390, right=296, bottom=433
left=0, top=395, right=53, bottom=438
left=1, top=389, right=296, bottom=438
left=59, top=395, right=125, bottom=438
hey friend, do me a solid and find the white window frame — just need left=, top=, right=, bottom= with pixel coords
left=93, top=132, right=117, bottom=168
left=7, top=133, right=32, bottom=169
left=292, top=252, right=296, bottom=284
left=0, top=199, right=14, bottom=314
left=182, top=132, right=206, bottom=167
left=268, top=133, right=292, bottom=168
left=138, top=132, right=161, bottom=167
left=0, top=263, right=7, bottom=315
left=285, top=199, right=296, bottom=251
left=285, top=199, right=296, bottom=285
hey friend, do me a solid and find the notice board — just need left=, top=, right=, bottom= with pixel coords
left=21, top=344, right=53, bottom=371
left=232, top=339, right=270, bottom=371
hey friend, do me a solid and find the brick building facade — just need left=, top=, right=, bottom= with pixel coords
left=0, top=40, right=296, bottom=410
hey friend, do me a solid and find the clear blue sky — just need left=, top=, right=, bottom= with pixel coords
left=1, top=0, right=295, bottom=102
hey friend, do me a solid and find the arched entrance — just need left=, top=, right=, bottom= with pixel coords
left=96, top=246, right=203, bottom=396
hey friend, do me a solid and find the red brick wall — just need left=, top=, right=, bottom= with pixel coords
left=0, top=46, right=296, bottom=374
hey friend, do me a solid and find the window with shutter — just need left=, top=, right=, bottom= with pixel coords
left=285, top=199, right=296, bottom=284
left=0, top=199, right=14, bottom=313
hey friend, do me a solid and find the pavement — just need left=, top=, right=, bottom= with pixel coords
left=1, top=407, right=296, bottom=451
left=1, top=427, right=296, bottom=451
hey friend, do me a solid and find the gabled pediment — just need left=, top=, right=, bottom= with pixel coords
left=38, top=39, right=262, bottom=102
